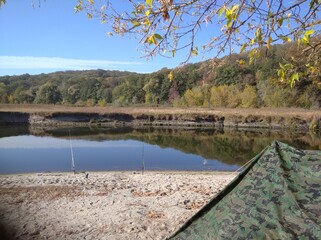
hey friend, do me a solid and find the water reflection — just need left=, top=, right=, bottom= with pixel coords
left=0, top=125, right=320, bottom=174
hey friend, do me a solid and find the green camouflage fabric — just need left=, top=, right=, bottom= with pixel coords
left=170, top=141, right=321, bottom=239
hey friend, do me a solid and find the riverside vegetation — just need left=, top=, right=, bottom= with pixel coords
left=0, top=42, right=320, bottom=109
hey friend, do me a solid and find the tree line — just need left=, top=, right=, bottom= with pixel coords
left=0, top=42, right=320, bottom=109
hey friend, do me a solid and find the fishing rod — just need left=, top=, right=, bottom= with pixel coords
left=141, top=143, right=145, bottom=175
left=69, top=130, right=75, bottom=174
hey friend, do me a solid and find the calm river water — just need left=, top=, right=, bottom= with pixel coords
left=0, top=125, right=320, bottom=174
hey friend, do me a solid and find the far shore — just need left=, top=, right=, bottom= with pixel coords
left=0, top=104, right=320, bottom=130
left=0, top=171, right=236, bottom=240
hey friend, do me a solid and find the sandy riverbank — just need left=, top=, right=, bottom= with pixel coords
left=0, top=171, right=236, bottom=240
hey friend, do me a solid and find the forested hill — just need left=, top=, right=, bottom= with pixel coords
left=0, top=43, right=320, bottom=109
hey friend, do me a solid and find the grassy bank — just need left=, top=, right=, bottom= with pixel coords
left=0, top=104, right=320, bottom=117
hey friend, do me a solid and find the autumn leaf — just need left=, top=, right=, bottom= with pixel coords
left=146, top=0, right=153, bottom=7
left=168, top=71, right=174, bottom=81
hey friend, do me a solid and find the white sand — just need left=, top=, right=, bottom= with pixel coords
left=0, top=171, right=236, bottom=240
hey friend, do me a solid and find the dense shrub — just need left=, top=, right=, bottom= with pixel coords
left=34, top=84, right=62, bottom=104
left=262, top=86, right=296, bottom=107
left=227, top=85, right=242, bottom=108
left=183, top=86, right=210, bottom=107
left=296, top=84, right=321, bottom=109
left=210, top=85, right=229, bottom=107
left=98, top=99, right=107, bottom=107
left=241, top=85, right=258, bottom=108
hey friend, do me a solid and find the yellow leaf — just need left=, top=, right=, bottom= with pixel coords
left=168, top=71, right=174, bottom=81
left=226, top=16, right=233, bottom=28
left=88, top=0, right=94, bottom=4
left=150, top=35, right=157, bottom=45
left=145, top=35, right=157, bottom=45
left=305, top=29, right=315, bottom=36
left=143, top=18, right=151, bottom=26
left=231, top=5, right=239, bottom=14
left=240, top=43, right=247, bottom=53
left=267, top=36, right=272, bottom=49
left=146, top=0, right=153, bottom=7
left=255, top=28, right=262, bottom=42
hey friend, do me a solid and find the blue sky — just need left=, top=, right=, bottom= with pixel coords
left=0, top=1, right=209, bottom=76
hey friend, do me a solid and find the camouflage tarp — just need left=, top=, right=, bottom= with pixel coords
left=169, top=141, right=321, bottom=239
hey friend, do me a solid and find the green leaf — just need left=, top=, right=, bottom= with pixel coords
left=277, top=18, right=284, bottom=27
left=74, top=1, right=83, bottom=13
left=280, top=35, right=291, bottom=43
left=277, top=69, right=285, bottom=79
left=154, top=34, right=163, bottom=40
left=192, top=47, right=198, bottom=56
left=290, top=73, right=299, bottom=88
left=284, top=63, right=293, bottom=69
left=146, top=0, right=153, bottom=7
left=279, top=63, right=285, bottom=69
left=218, top=7, right=225, bottom=17
left=131, top=20, right=141, bottom=27
left=310, top=0, right=315, bottom=9
left=86, top=12, right=92, bottom=19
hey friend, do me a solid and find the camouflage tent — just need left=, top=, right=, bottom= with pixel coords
left=170, top=141, right=321, bottom=239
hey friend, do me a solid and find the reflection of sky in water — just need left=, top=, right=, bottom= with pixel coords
left=0, top=135, right=142, bottom=149
left=0, top=135, right=239, bottom=174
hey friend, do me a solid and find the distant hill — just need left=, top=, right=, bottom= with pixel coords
left=0, top=42, right=320, bottom=109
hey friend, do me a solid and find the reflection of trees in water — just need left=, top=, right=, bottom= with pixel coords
left=1, top=126, right=320, bottom=166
